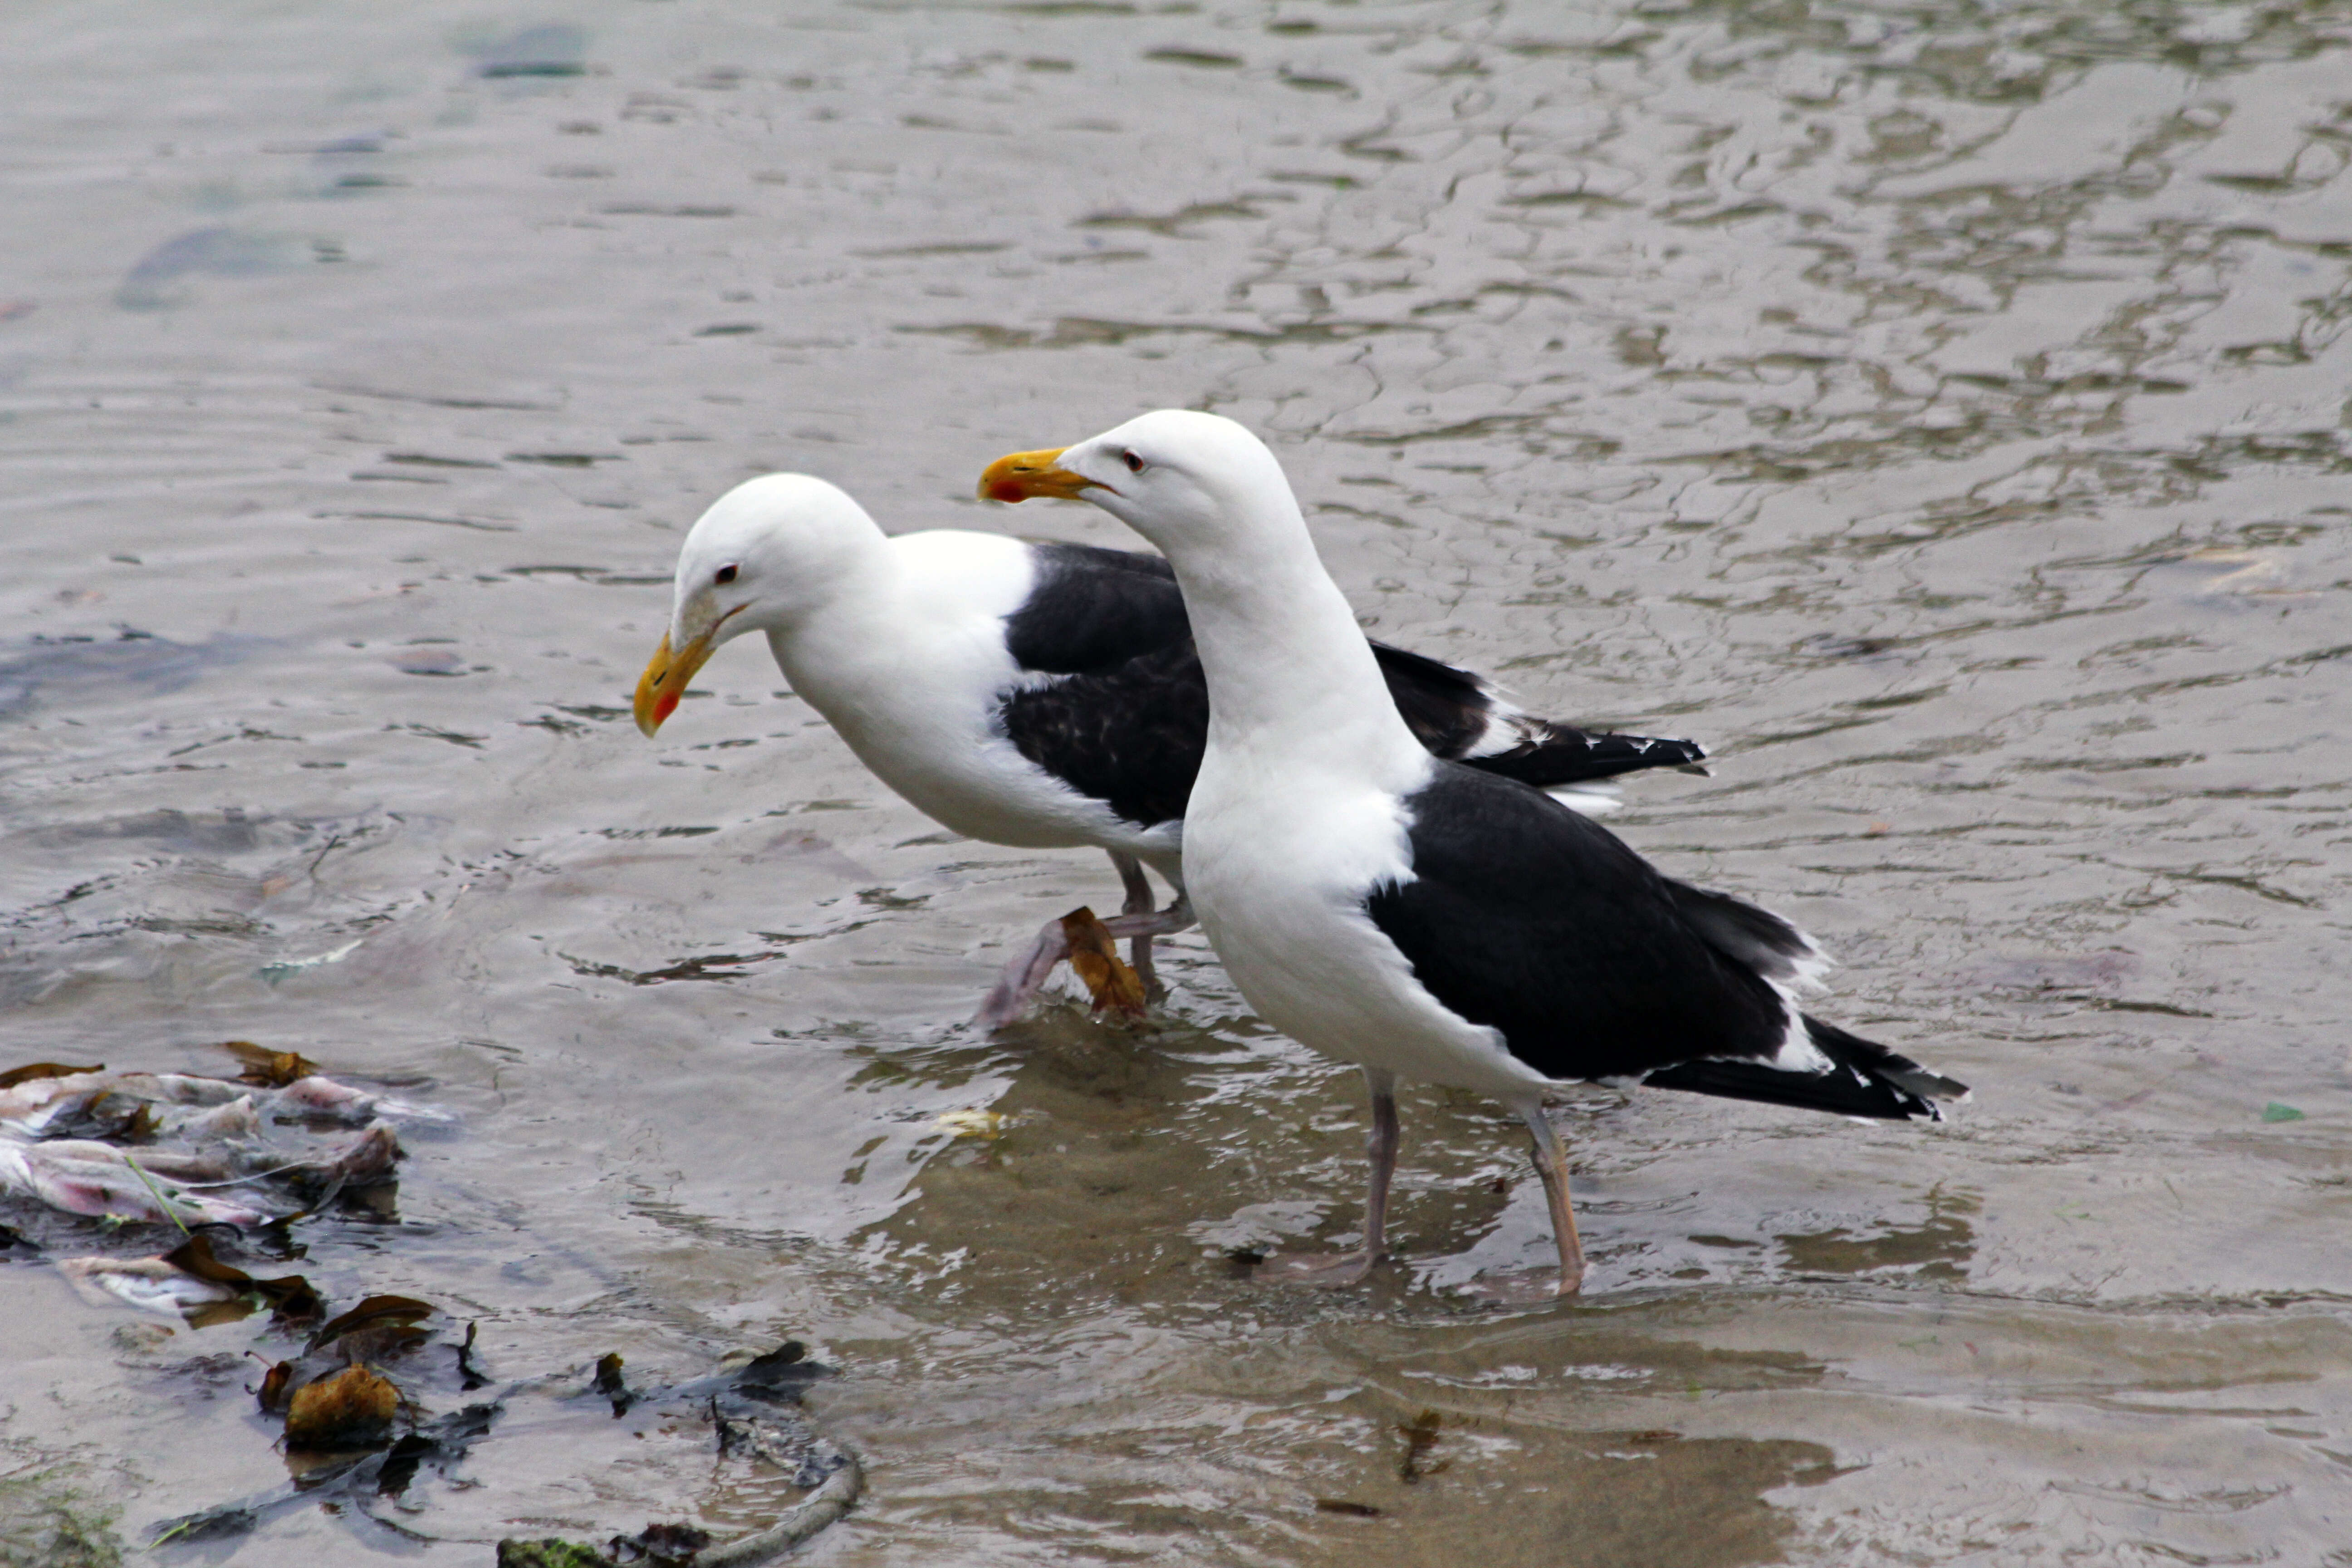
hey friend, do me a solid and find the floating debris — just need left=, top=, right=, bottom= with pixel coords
left=179, top=1097, right=264, bottom=1141
left=1396, top=1407, right=1448, bottom=1483
left=456, top=1320, right=491, bottom=1390
left=497, top=1451, right=864, bottom=1568
left=678, top=1339, right=829, bottom=1411
left=496, top=1544, right=608, bottom=1568
left=0, top=1141, right=270, bottom=1228
left=155, top=1333, right=858, bottom=1559
left=606, top=1521, right=710, bottom=1564
left=932, top=1108, right=1010, bottom=1138
left=3, top=1053, right=423, bottom=1327
left=2, top=1063, right=446, bottom=1136
left=20, top=1048, right=865, bottom=1559
left=5, top=1114, right=398, bottom=1231
left=1060, top=906, right=1147, bottom=1017
left=220, top=1040, right=321, bottom=1087
left=0, top=1062, right=103, bottom=1090
left=256, top=938, right=363, bottom=985
left=284, top=1364, right=400, bottom=1450
left=2262, top=1102, right=2307, bottom=1123
left=595, top=1351, right=637, bottom=1416
left=307, top=1293, right=436, bottom=1352
left=152, top=1401, right=501, bottom=1547
left=161, top=1233, right=326, bottom=1321
left=58, top=1256, right=242, bottom=1316
left=1314, top=1498, right=1383, bottom=1517
left=690, top=1458, right=862, bottom=1567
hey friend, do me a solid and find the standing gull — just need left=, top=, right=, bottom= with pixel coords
left=633, top=475, right=1707, bottom=1024
left=980, top=412, right=1965, bottom=1295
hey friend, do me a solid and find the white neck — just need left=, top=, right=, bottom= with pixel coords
left=1155, top=495, right=1429, bottom=790
left=760, top=545, right=908, bottom=699
left=759, top=529, right=1029, bottom=724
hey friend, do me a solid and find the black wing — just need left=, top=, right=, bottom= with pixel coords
left=999, top=640, right=1209, bottom=829
left=1364, top=764, right=1959, bottom=1118
left=995, top=545, right=1706, bottom=828
left=997, top=544, right=1200, bottom=828
left=1372, top=641, right=1707, bottom=786
left=1456, top=721, right=1708, bottom=787
left=1001, top=544, right=1186, bottom=676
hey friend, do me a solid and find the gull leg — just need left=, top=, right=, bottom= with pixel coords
left=1465, top=1103, right=1585, bottom=1301
left=1101, top=889, right=1192, bottom=943
left=1109, top=851, right=1161, bottom=996
left=1520, top=1102, right=1585, bottom=1297
left=1262, top=1070, right=1397, bottom=1288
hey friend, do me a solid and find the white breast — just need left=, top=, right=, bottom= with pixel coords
left=1182, top=749, right=1551, bottom=1099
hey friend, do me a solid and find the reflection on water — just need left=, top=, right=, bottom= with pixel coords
left=5, top=0, right=2352, bottom=1562
left=1777, top=1185, right=1977, bottom=1280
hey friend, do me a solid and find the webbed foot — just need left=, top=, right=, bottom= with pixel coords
left=1257, top=1249, right=1382, bottom=1288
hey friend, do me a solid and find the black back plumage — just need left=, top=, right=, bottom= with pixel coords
left=996, top=544, right=1706, bottom=827
left=1001, top=544, right=1188, bottom=676
left=999, top=640, right=1212, bottom=829
left=1364, top=764, right=1961, bottom=1119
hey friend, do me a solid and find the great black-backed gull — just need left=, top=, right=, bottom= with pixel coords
left=633, top=476, right=1706, bottom=1025
left=980, top=412, right=1966, bottom=1296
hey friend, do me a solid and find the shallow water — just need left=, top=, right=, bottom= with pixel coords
left=4, top=0, right=2350, bottom=1562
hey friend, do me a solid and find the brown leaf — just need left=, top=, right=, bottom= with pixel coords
left=162, top=1232, right=253, bottom=1287
left=1396, top=1407, right=1448, bottom=1484
left=219, top=1040, right=321, bottom=1088
left=308, top=1294, right=435, bottom=1354
left=284, top=1363, right=398, bottom=1449
left=0, top=1062, right=102, bottom=1089
left=1059, top=907, right=1147, bottom=1017
left=255, top=1358, right=296, bottom=1413
left=64, top=1091, right=158, bottom=1141
left=162, top=1232, right=326, bottom=1322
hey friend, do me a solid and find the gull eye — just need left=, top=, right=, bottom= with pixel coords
left=714, top=564, right=739, bottom=586
left=1122, top=450, right=1145, bottom=474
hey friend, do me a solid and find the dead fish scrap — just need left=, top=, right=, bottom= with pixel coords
left=1, top=1048, right=430, bottom=1249
left=17, top=1048, right=865, bottom=1559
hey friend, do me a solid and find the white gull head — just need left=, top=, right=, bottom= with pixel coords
left=636, top=473, right=889, bottom=735
left=980, top=408, right=1429, bottom=784
left=984, top=409, right=1305, bottom=569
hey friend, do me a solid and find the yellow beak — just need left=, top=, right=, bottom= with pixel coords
left=633, top=628, right=719, bottom=737
left=978, top=447, right=1103, bottom=503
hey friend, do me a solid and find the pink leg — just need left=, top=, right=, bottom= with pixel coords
left=1526, top=1104, right=1587, bottom=1296
left=1111, top=852, right=1162, bottom=996
left=1472, top=1104, right=1587, bottom=1301
left=1262, top=1071, right=1398, bottom=1287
